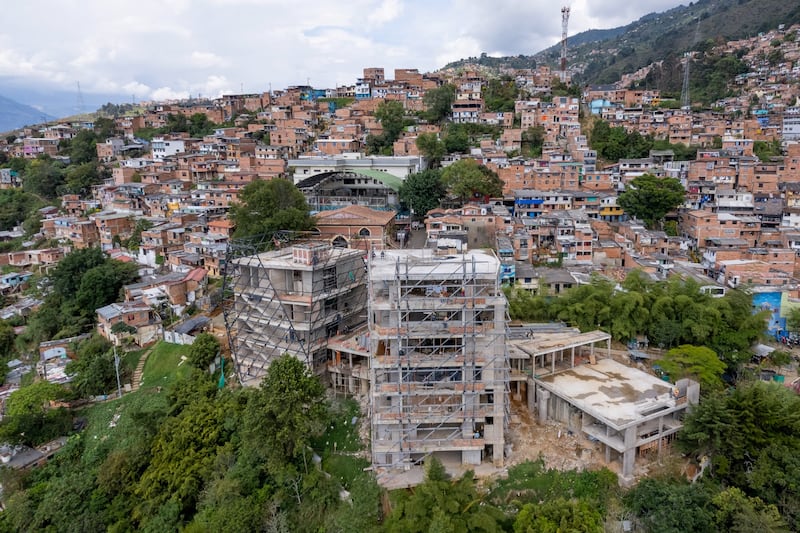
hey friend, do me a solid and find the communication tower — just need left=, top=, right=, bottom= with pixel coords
left=560, top=6, right=570, bottom=83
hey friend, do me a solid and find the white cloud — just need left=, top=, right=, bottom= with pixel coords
left=190, top=51, right=225, bottom=68
left=368, top=0, right=404, bottom=27
left=0, top=0, right=687, bottom=103
left=151, top=86, right=191, bottom=101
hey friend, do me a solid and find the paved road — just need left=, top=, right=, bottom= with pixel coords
left=408, top=226, right=427, bottom=249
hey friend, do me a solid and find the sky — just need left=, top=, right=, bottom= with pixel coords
left=1, top=0, right=684, bottom=103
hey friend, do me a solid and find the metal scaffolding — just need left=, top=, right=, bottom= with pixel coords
left=368, top=249, right=509, bottom=470
left=222, top=232, right=368, bottom=387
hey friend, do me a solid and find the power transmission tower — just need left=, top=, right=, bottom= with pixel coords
left=76, top=81, right=85, bottom=115
left=560, top=6, right=570, bottom=83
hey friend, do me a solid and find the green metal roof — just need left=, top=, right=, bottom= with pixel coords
left=342, top=167, right=404, bottom=191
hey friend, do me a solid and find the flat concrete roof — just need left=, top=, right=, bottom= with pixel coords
left=368, top=249, right=499, bottom=281
left=536, top=358, right=676, bottom=429
left=509, top=330, right=611, bottom=357
left=235, top=245, right=364, bottom=271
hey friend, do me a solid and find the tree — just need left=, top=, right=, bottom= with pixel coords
left=229, top=178, right=315, bottom=238
left=94, top=116, right=118, bottom=139
left=444, top=126, right=469, bottom=153
left=625, top=477, right=715, bottom=533
left=712, top=487, right=789, bottom=533
left=66, top=334, right=117, bottom=397
left=67, top=129, right=99, bottom=165
left=657, top=344, right=725, bottom=390
left=22, top=156, right=65, bottom=199
left=188, top=113, right=217, bottom=137
left=53, top=249, right=103, bottom=299
left=73, top=260, right=139, bottom=316
left=188, top=332, right=220, bottom=371
left=399, top=169, right=446, bottom=218
left=514, top=498, right=603, bottom=533
left=63, top=162, right=101, bottom=196
left=483, top=77, right=519, bottom=112
left=243, top=354, right=328, bottom=469
left=441, top=159, right=504, bottom=204
left=617, top=174, right=685, bottom=229
left=126, top=218, right=154, bottom=251
left=415, top=132, right=445, bottom=168
left=422, top=84, right=455, bottom=124
left=0, top=381, right=71, bottom=446
left=679, top=382, right=800, bottom=526
left=135, top=385, right=241, bottom=519
left=385, top=457, right=504, bottom=533
left=374, top=100, right=406, bottom=144
left=521, top=126, right=545, bottom=157
left=0, top=189, right=41, bottom=231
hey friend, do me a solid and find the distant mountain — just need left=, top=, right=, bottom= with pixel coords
left=0, top=94, right=55, bottom=132
left=443, top=0, right=800, bottom=87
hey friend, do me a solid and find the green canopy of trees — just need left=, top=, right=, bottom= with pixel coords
left=385, top=458, right=505, bottom=532
left=65, top=334, right=118, bottom=397
left=398, top=169, right=446, bottom=218
left=229, top=178, right=315, bottom=238
left=63, top=129, right=99, bottom=165
left=415, top=132, right=446, bottom=167
left=187, top=332, right=220, bottom=371
left=590, top=118, right=701, bottom=163
left=17, top=247, right=139, bottom=348
left=441, top=159, right=504, bottom=203
left=0, top=189, right=42, bottom=231
left=422, top=84, right=456, bottom=124
left=657, top=344, right=726, bottom=391
left=507, top=272, right=766, bottom=375
left=484, top=77, right=520, bottom=112
left=617, top=174, right=685, bottom=229
left=0, top=381, right=71, bottom=446
left=366, top=100, right=409, bottom=155
left=21, top=156, right=66, bottom=200
left=679, top=381, right=800, bottom=528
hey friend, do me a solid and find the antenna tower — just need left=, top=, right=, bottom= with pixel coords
left=560, top=6, right=570, bottom=83
left=76, top=81, right=85, bottom=115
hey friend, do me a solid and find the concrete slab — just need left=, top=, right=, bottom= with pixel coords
left=537, top=358, right=675, bottom=428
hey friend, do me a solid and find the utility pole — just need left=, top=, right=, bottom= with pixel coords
left=113, top=344, right=123, bottom=398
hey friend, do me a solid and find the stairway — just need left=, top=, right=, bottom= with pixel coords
left=130, top=345, right=154, bottom=391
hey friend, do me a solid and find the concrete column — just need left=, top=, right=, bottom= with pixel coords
left=537, top=387, right=550, bottom=425
left=527, top=377, right=536, bottom=412
left=622, top=426, right=637, bottom=478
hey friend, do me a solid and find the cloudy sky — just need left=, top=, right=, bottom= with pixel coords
left=1, top=0, right=684, bottom=103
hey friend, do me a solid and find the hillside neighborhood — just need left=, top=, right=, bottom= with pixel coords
left=1, top=16, right=800, bottom=532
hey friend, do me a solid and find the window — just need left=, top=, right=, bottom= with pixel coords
left=324, top=298, right=337, bottom=313
left=323, top=267, right=337, bottom=291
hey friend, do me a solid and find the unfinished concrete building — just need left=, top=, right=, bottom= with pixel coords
left=223, top=241, right=367, bottom=386
left=368, top=249, right=508, bottom=471
left=509, top=328, right=699, bottom=479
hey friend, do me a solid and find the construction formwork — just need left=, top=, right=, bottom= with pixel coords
left=368, top=249, right=509, bottom=471
left=222, top=234, right=367, bottom=387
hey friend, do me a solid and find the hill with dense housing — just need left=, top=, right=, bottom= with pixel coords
left=444, top=0, right=800, bottom=87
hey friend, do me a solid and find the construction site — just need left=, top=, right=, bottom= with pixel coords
left=222, top=237, right=368, bottom=386
left=223, top=236, right=699, bottom=485
left=367, top=248, right=508, bottom=473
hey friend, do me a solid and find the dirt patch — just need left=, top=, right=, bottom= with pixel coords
left=506, top=399, right=620, bottom=476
